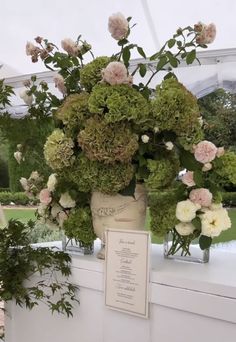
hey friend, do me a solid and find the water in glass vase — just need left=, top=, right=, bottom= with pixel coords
left=164, top=230, right=209, bottom=264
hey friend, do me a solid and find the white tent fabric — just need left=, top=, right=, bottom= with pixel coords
left=1, top=0, right=236, bottom=102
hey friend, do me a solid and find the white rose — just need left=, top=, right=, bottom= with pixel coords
left=59, top=192, right=76, bottom=208
left=19, top=89, right=33, bottom=106
left=201, top=208, right=231, bottom=237
left=47, top=173, right=57, bottom=192
left=154, top=126, right=159, bottom=133
left=141, top=135, right=149, bottom=143
left=176, top=199, right=200, bottom=222
left=175, top=222, right=195, bottom=236
left=165, top=141, right=174, bottom=150
left=14, top=151, right=22, bottom=164
left=51, top=204, right=62, bottom=218
left=20, top=177, right=29, bottom=191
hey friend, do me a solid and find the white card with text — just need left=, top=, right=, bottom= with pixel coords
left=105, top=229, right=150, bottom=318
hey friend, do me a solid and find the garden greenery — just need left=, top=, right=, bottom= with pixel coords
left=0, top=219, right=79, bottom=316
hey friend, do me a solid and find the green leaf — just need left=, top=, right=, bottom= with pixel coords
left=139, top=64, right=147, bottom=77
left=177, top=41, right=182, bottom=48
left=44, top=56, right=53, bottom=64
left=137, top=46, right=146, bottom=58
left=150, top=52, right=160, bottom=61
left=164, top=72, right=177, bottom=80
left=138, top=155, right=147, bottom=167
left=192, top=217, right=201, bottom=230
left=31, top=75, right=37, bottom=82
left=166, top=52, right=178, bottom=68
left=118, top=38, right=129, bottom=46
left=122, top=47, right=131, bottom=66
left=193, top=169, right=204, bottom=187
left=168, top=39, right=176, bottom=48
left=199, top=235, right=212, bottom=250
left=119, top=178, right=136, bottom=197
left=156, top=55, right=168, bottom=71
left=179, top=149, right=201, bottom=171
left=186, top=50, right=196, bottom=65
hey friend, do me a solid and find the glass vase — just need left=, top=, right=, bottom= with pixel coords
left=164, top=231, right=210, bottom=264
left=62, top=236, right=94, bottom=255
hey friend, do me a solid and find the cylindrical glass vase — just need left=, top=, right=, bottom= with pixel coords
left=164, top=231, right=210, bottom=264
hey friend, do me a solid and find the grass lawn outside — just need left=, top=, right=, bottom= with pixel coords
left=3, top=207, right=236, bottom=245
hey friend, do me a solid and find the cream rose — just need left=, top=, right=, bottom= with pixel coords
left=108, top=13, right=129, bottom=40
left=201, top=208, right=231, bottom=237
left=176, top=200, right=200, bottom=222
left=175, top=222, right=195, bottom=236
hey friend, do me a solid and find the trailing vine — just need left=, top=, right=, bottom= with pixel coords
left=0, top=219, right=79, bottom=317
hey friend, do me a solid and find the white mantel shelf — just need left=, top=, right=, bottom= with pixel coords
left=5, top=242, right=236, bottom=342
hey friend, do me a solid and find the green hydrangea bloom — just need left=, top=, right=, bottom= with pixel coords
left=212, top=151, right=236, bottom=185
left=65, top=155, right=134, bottom=194
left=149, top=190, right=179, bottom=236
left=44, top=129, right=75, bottom=170
left=145, top=153, right=180, bottom=190
left=177, top=124, right=204, bottom=150
left=80, top=56, right=110, bottom=92
left=54, top=92, right=90, bottom=134
left=88, top=83, right=150, bottom=124
left=78, top=116, right=139, bottom=164
left=63, top=207, right=96, bottom=246
left=152, top=78, right=202, bottom=148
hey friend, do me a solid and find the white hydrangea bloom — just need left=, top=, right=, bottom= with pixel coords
left=59, top=192, right=76, bottom=208
left=47, top=173, right=57, bottom=192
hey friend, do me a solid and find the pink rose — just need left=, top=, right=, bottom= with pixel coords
left=61, top=38, right=80, bottom=56
left=195, top=22, right=216, bottom=45
left=181, top=171, right=196, bottom=187
left=194, top=140, right=218, bottom=164
left=26, top=41, right=38, bottom=56
left=189, top=188, right=213, bottom=208
left=216, top=147, right=225, bottom=158
left=108, top=13, right=129, bottom=40
left=54, top=74, right=66, bottom=95
left=102, top=61, right=132, bottom=86
left=39, top=188, right=52, bottom=205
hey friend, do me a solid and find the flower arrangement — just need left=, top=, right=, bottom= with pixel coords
left=20, top=13, right=236, bottom=256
